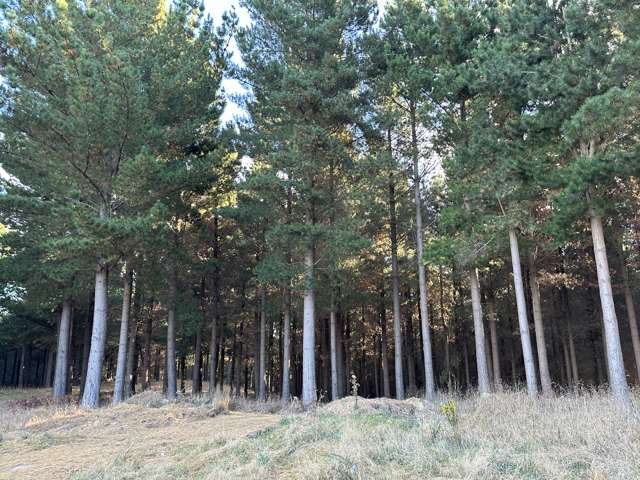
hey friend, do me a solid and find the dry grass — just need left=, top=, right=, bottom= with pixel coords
left=0, top=387, right=279, bottom=480
left=186, top=389, right=640, bottom=480
left=1, top=387, right=639, bottom=479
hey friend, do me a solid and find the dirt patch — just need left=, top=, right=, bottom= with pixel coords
left=0, top=401, right=279, bottom=480
left=323, top=396, right=429, bottom=417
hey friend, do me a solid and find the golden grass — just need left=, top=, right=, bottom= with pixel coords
left=188, top=389, right=640, bottom=480
left=1, top=387, right=639, bottom=479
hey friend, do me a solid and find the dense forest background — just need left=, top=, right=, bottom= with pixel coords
left=1, top=0, right=639, bottom=409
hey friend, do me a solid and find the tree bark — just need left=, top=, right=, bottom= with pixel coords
left=142, top=304, right=153, bottom=390
left=125, top=286, right=141, bottom=399
left=588, top=209, right=630, bottom=403
left=193, top=323, right=203, bottom=395
left=44, top=347, right=55, bottom=388
left=379, top=287, right=391, bottom=398
left=17, top=344, right=26, bottom=388
left=528, top=254, right=552, bottom=395
left=302, top=239, right=316, bottom=408
left=404, top=307, right=417, bottom=394
left=180, top=355, right=186, bottom=393
left=53, top=300, right=72, bottom=399
left=619, top=242, right=640, bottom=383
left=236, top=317, right=245, bottom=397
left=568, top=319, right=579, bottom=384
left=166, top=266, right=178, bottom=401
left=329, top=291, right=339, bottom=401
left=258, top=286, right=267, bottom=401
left=113, top=266, right=133, bottom=404
left=79, top=314, right=92, bottom=397
left=409, top=107, right=435, bottom=401
left=209, top=213, right=220, bottom=396
left=486, top=295, right=502, bottom=390
left=81, top=249, right=109, bottom=409
left=469, top=268, right=490, bottom=395
left=218, top=315, right=227, bottom=389
left=387, top=154, right=405, bottom=400
left=508, top=228, right=538, bottom=396
left=562, top=330, right=573, bottom=385
left=336, top=312, right=345, bottom=397
left=281, top=288, right=291, bottom=402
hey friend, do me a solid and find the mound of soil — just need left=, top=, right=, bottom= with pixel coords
left=323, top=396, right=427, bottom=417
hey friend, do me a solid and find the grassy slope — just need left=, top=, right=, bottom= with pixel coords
left=172, top=390, right=640, bottom=480
left=1, top=389, right=639, bottom=479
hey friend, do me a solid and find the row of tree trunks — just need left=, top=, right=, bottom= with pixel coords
left=0, top=346, right=53, bottom=388
left=44, top=216, right=638, bottom=405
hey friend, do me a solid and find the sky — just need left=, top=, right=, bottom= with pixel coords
left=206, top=0, right=390, bottom=125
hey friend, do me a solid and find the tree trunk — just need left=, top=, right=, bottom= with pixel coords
left=44, top=347, right=55, bottom=388
left=568, top=320, right=579, bottom=384
left=619, top=242, right=640, bottom=383
left=236, top=317, right=245, bottom=397
left=209, top=214, right=220, bottom=396
left=562, top=332, right=573, bottom=385
left=253, top=309, right=260, bottom=397
left=344, top=312, right=352, bottom=396
left=486, top=296, right=502, bottom=390
left=66, top=322, right=74, bottom=394
left=404, top=308, right=417, bottom=394
left=379, top=288, right=391, bottom=398
left=508, top=228, right=538, bottom=396
left=302, top=240, right=316, bottom=408
left=53, top=300, right=72, bottom=399
left=155, top=346, right=161, bottom=382
left=17, top=344, right=26, bottom=388
left=528, top=254, right=552, bottom=395
left=388, top=166, right=405, bottom=400
left=282, top=288, right=291, bottom=402
left=329, top=292, right=339, bottom=401
left=81, top=250, right=109, bottom=409
left=469, top=268, right=490, bottom=395
left=409, top=109, right=435, bottom=401
left=485, top=334, right=493, bottom=385
left=125, top=287, right=141, bottom=399
left=589, top=209, right=629, bottom=403
left=166, top=267, right=177, bottom=401
left=281, top=184, right=293, bottom=402
left=230, top=320, right=239, bottom=397
left=180, top=355, right=186, bottom=393
left=79, top=314, right=92, bottom=397
left=142, top=305, right=153, bottom=390
left=193, top=323, right=203, bottom=395
left=258, top=286, right=267, bottom=401
left=218, top=316, right=226, bottom=389
left=113, top=266, right=133, bottom=405
left=336, top=312, right=345, bottom=397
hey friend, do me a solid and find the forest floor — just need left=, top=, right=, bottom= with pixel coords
left=1, top=387, right=639, bottom=479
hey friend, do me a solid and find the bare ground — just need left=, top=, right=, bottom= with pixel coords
left=0, top=391, right=279, bottom=480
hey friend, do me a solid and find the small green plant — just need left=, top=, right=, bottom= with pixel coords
left=440, top=400, right=458, bottom=428
left=440, top=399, right=462, bottom=445
left=350, top=373, right=360, bottom=409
